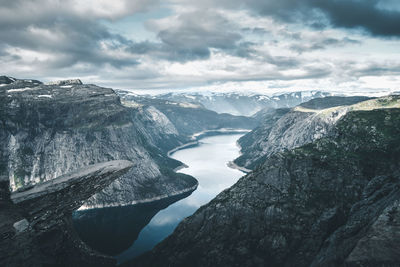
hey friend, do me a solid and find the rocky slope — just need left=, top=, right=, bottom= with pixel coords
left=132, top=106, right=400, bottom=267
left=155, top=91, right=331, bottom=116
left=0, top=160, right=133, bottom=267
left=117, top=91, right=257, bottom=137
left=235, top=96, right=372, bottom=170
left=0, top=77, right=197, bottom=209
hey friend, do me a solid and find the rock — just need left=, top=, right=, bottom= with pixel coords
left=235, top=96, right=387, bottom=170
left=0, top=78, right=198, bottom=209
left=344, top=200, right=400, bottom=266
left=0, top=76, right=16, bottom=85
left=46, top=79, right=83, bottom=86
left=13, top=219, right=29, bottom=233
left=0, top=160, right=133, bottom=267
left=131, top=107, right=400, bottom=267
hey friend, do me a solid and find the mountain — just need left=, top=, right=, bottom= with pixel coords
left=155, top=91, right=331, bottom=116
left=132, top=97, right=400, bottom=267
left=1, top=77, right=257, bottom=209
left=0, top=78, right=198, bottom=210
left=234, top=96, right=371, bottom=170
left=117, top=91, right=257, bottom=137
left=0, top=77, right=260, bottom=265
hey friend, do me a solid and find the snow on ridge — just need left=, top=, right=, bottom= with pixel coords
left=7, top=87, right=37, bottom=93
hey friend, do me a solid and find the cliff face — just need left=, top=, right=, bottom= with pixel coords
left=133, top=107, right=400, bottom=267
left=0, top=160, right=133, bottom=267
left=235, top=96, right=372, bottom=170
left=0, top=78, right=197, bottom=209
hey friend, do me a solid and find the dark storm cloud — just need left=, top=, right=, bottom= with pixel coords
left=0, top=17, right=138, bottom=68
left=0, top=0, right=159, bottom=69
left=240, top=0, right=400, bottom=37
left=130, top=10, right=243, bottom=62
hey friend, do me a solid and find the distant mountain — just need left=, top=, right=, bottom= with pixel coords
left=155, top=91, right=332, bottom=116
left=117, top=91, right=257, bottom=137
left=0, top=75, right=42, bottom=87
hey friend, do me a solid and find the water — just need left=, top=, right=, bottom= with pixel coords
left=74, top=134, right=245, bottom=264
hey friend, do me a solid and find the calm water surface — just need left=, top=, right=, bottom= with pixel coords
left=74, top=134, right=245, bottom=264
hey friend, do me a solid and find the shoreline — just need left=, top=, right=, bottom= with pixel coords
left=191, top=128, right=251, bottom=140
left=80, top=128, right=250, bottom=211
left=227, top=161, right=251, bottom=174
left=167, top=141, right=199, bottom=157
left=168, top=128, right=251, bottom=158
left=77, top=183, right=198, bottom=211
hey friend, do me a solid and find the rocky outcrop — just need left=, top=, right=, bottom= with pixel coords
left=0, top=76, right=17, bottom=85
left=0, top=160, right=133, bottom=267
left=0, top=77, right=197, bottom=209
left=235, top=96, right=374, bottom=170
left=46, top=79, right=83, bottom=86
left=234, top=108, right=291, bottom=169
left=132, top=108, right=400, bottom=267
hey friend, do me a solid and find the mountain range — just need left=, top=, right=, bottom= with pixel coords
left=1, top=75, right=399, bottom=266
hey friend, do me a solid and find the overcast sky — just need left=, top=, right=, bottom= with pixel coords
left=1, top=0, right=400, bottom=94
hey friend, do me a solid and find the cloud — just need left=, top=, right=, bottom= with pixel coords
left=242, top=0, right=400, bottom=37
left=289, top=36, right=361, bottom=53
left=0, top=0, right=158, bottom=69
left=0, top=0, right=399, bottom=94
left=179, top=0, right=400, bottom=37
left=137, top=10, right=243, bottom=62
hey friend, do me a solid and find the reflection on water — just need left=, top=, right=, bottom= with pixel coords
left=72, top=192, right=190, bottom=256
left=117, top=134, right=245, bottom=263
left=73, top=134, right=245, bottom=264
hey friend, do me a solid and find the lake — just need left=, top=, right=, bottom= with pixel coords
left=73, top=134, right=245, bottom=264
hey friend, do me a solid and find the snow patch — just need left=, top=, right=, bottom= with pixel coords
left=38, top=95, right=52, bottom=98
left=7, top=87, right=35, bottom=93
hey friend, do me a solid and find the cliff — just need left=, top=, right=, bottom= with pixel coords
left=235, top=96, right=373, bottom=169
left=0, top=77, right=197, bottom=209
left=132, top=107, right=400, bottom=267
left=0, top=160, right=133, bottom=267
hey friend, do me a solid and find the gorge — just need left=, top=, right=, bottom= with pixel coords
left=1, top=76, right=400, bottom=267
left=73, top=134, right=246, bottom=264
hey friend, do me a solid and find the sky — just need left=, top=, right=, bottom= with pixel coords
left=1, top=0, right=400, bottom=94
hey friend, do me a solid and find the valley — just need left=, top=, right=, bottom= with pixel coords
left=73, top=134, right=245, bottom=264
left=2, top=2, right=399, bottom=266
left=1, top=76, right=400, bottom=267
